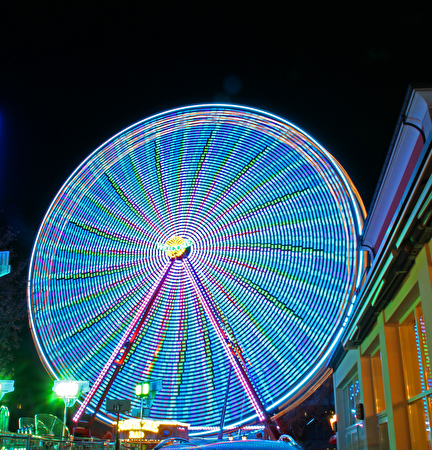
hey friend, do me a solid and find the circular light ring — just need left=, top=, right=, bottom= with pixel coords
left=28, top=104, right=365, bottom=428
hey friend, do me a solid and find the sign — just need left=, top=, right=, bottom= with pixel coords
left=118, top=419, right=159, bottom=433
left=106, top=399, right=131, bottom=413
left=118, top=418, right=190, bottom=441
left=156, top=237, right=192, bottom=258
left=129, top=430, right=145, bottom=439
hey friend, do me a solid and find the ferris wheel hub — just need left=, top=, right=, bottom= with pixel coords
left=162, top=236, right=192, bottom=258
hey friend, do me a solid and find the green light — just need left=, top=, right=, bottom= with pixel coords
left=54, top=381, right=79, bottom=397
left=135, top=382, right=150, bottom=397
left=371, top=279, right=385, bottom=306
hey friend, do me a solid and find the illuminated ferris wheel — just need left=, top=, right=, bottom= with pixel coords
left=28, top=105, right=365, bottom=432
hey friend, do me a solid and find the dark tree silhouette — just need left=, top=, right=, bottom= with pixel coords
left=0, top=226, right=27, bottom=379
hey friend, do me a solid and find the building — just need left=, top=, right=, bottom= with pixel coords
left=332, top=85, right=432, bottom=449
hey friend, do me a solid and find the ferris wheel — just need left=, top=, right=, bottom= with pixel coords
left=28, top=105, right=365, bottom=432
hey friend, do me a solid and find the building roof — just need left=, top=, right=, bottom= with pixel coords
left=332, top=85, right=432, bottom=361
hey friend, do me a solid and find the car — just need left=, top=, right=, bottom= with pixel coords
left=154, top=435, right=302, bottom=450
left=154, top=437, right=197, bottom=450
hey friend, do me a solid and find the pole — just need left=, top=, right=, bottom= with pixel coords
left=218, top=365, right=233, bottom=440
left=115, top=410, right=120, bottom=450
left=62, top=402, right=67, bottom=437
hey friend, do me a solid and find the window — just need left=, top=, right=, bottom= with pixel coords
left=345, top=374, right=361, bottom=426
left=400, top=305, right=432, bottom=449
left=343, top=373, right=363, bottom=449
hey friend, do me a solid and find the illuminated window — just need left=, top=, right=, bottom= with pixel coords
left=400, top=305, right=432, bottom=448
left=344, top=374, right=361, bottom=426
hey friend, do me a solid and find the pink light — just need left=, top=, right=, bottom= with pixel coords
left=182, top=260, right=265, bottom=422
left=73, top=259, right=173, bottom=422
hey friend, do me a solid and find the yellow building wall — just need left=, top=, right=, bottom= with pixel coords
left=334, top=241, right=432, bottom=450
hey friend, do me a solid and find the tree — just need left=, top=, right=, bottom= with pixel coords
left=0, top=226, right=27, bottom=379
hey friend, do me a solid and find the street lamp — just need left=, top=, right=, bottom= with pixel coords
left=135, top=381, right=150, bottom=419
left=135, top=381, right=150, bottom=398
left=53, top=380, right=89, bottom=436
left=0, top=380, right=14, bottom=401
left=134, top=379, right=162, bottom=419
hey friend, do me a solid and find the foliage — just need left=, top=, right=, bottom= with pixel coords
left=278, top=377, right=335, bottom=446
left=0, top=226, right=27, bottom=379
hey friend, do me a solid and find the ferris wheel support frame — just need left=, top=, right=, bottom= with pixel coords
left=182, top=259, right=280, bottom=439
left=73, top=254, right=280, bottom=438
left=73, top=259, right=175, bottom=425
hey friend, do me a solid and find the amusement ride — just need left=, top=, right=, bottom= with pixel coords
left=27, top=105, right=365, bottom=438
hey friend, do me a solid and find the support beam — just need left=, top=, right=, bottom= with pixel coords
left=73, top=259, right=174, bottom=423
left=182, top=259, right=279, bottom=438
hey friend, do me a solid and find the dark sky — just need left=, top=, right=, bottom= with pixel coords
left=1, top=3, right=431, bottom=253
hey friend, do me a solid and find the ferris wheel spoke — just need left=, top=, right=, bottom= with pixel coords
left=154, top=142, right=177, bottom=232
left=105, top=173, right=171, bottom=237
left=72, top=258, right=174, bottom=423
left=204, top=190, right=309, bottom=244
left=181, top=144, right=236, bottom=236
left=181, top=258, right=267, bottom=423
left=83, top=191, right=159, bottom=242
left=182, top=146, right=269, bottom=236
left=128, top=154, right=174, bottom=236
left=194, top=147, right=270, bottom=225
left=181, top=133, right=214, bottom=233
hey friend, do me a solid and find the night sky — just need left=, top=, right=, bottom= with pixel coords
left=1, top=3, right=431, bottom=252
left=0, top=1, right=431, bottom=424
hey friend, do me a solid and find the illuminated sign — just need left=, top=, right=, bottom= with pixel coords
left=129, top=431, right=145, bottom=439
left=118, top=419, right=160, bottom=433
left=118, top=419, right=190, bottom=440
left=156, top=236, right=192, bottom=258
